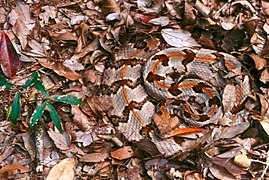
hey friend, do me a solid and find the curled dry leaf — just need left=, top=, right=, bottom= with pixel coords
left=161, top=28, right=200, bottom=47
left=46, top=158, right=75, bottom=180
left=148, top=16, right=170, bottom=26
left=38, top=58, right=82, bottom=81
left=0, top=32, right=20, bottom=78
left=260, top=68, right=269, bottom=83
left=110, top=146, right=134, bottom=160
left=101, top=0, right=120, bottom=15
left=247, top=53, right=267, bottom=70
left=0, top=163, right=30, bottom=175
left=47, top=129, right=71, bottom=151
left=80, top=152, right=109, bottom=163
left=259, top=116, right=269, bottom=136
left=234, top=152, right=251, bottom=169
left=262, top=0, right=269, bottom=16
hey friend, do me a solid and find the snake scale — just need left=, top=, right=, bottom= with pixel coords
left=102, top=40, right=251, bottom=156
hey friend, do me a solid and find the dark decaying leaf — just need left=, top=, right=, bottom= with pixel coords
left=10, top=92, right=21, bottom=124
left=0, top=32, right=20, bottom=78
left=46, top=102, right=63, bottom=132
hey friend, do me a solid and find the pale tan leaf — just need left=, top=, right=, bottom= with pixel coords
left=80, top=152, right=109, bottom=163
left=234, top=152, right=251, bottom=169
left=248, top=53, right=267, bottom=70
left=46, top=158, right=75, bottom=180
left=260, top=116, right=269, bottom=136
left=260, top=68, right=269, bottom=83
left=110, top=146, right=134, bottom=160
left=47, top=129, right=70, bottom=151
left=161, top=28, right=200, bottom=47
left=38, top=58, right=82, bottom=81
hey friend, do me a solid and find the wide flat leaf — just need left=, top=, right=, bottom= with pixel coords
left=0, top=75, right=13, bottom=88
left=46, top=102, right=63, bottom=132
left=22, top=71, right=38, bottom=89
left=52, top=95, right=83, bottom=105
left=0, top=32, right=20, bottom=78
left=10, top=92, right=21, bottom=124
left=33, top=80, right=49, bottom=98
left=30, top=101, right=47, bottom=127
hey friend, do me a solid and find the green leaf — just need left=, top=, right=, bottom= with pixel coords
left=34, top=81, right=49, bottom=98
left=0, top=75, right=13, bottom=88
left=30, top=101, right=47, bottom=127
left=22, top=71, right=38, bottom=89
left=10, top=92, right=21, bottom=124
left=52, top=95, right=83, bottom=105
left=46, top=102, right=63, bottom=132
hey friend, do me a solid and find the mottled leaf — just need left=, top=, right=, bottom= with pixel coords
left=0, top=32, right=20, bottom=78
left=30, top=101, right=47, bottom=127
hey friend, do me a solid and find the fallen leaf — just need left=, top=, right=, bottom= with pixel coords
left=260, top=116, right=269, bottom=136
left=234, top=152, right=251, bottom=169
left=38, top=58, right=82, bottom=81
left=0, top=163, right=30, bottom=175
left=46, top=158, right=75, bottom=180
left=80, top=152, right=109, bottom=163
left=248, top=53, right=266, bottom=70
left=260, top=68, right=269, bottom=83
left=47, top=129, right=70, bottom=151
left=161, top=28, right=200, bottom=47
left=0, top=32, right=20, bottom=78
left=100, top=0, right=120, bottom=15
left=148, top=16, right=170, bottom=26
left=111, top=146, right=134, bottom=160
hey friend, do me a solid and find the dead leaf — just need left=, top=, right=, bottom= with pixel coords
left=248, top=53, right=267, bottom=70
left=46, top=158, right=75, bottom=180
left=111, top=146, right=134, bottom=160
left=161, top=28, right=200, bottom=47
left=260, top=116, right=269, bottom=136
left=0, top=163, right=30, bottom=175
left=234, top=152, right=251, bottom=169
left=47, top=129, right=71, bottom=151
left=100, top=0, right=120, bottom=15
left=7, top=1, right=34, bottom=49
left=38, top=6, right=57, bottom=27
left=260, top=68, right=269, bottom=83
left=38, top=58, right=82, bottom=81
left=80, top=152, right=109, bottom=163
left=148, top=16, right=170, bottom=26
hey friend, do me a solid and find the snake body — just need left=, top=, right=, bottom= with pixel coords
left=102, top=41, right=251, bottom=155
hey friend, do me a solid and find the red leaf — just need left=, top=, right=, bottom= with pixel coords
left=0, top=32, right=20, bottom=78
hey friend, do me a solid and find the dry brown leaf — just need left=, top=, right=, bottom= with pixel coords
left=161, top=28, right=200, bottom=47
left=260, top=116, right=269, bottom=136
left=248, top=53, right=267, bottom=70
left=47, top=129, right=70, bottom=151
left=222, top=84, right=237, bottom=113
left=0, top=163, right=30, bottom=175
left=262, top=0, right=269, bottom=16
left=46, top=158, right=75, bottom=180
left=100, top=0, right=120, bottom=14
left=7, top=1, right=34, bottom=49
left=70, top=37, right=99, bottom=61
left=38, top=58, right=82, bottom=81
left=234, top=152, right=251, bottom=169
left=260, top=68, right=269, bottom=83
left=153, top=106, right=179, bottom=136
left=80, top=152, right=109, bottom=163
left=209, top=164, right=235, bottom=180
left=110, top=146, right=134, bottom=160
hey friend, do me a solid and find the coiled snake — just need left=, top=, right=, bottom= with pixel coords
left=102, top=40, right=251, bottom=156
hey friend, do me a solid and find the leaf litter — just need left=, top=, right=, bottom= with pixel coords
left=0, top=0, right=269, bottom=179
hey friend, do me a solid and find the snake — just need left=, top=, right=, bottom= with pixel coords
left=101, top=40, right=251, bottom=156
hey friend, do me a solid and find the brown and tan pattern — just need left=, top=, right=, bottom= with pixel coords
left=102, top=40, right=251, bottom=156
